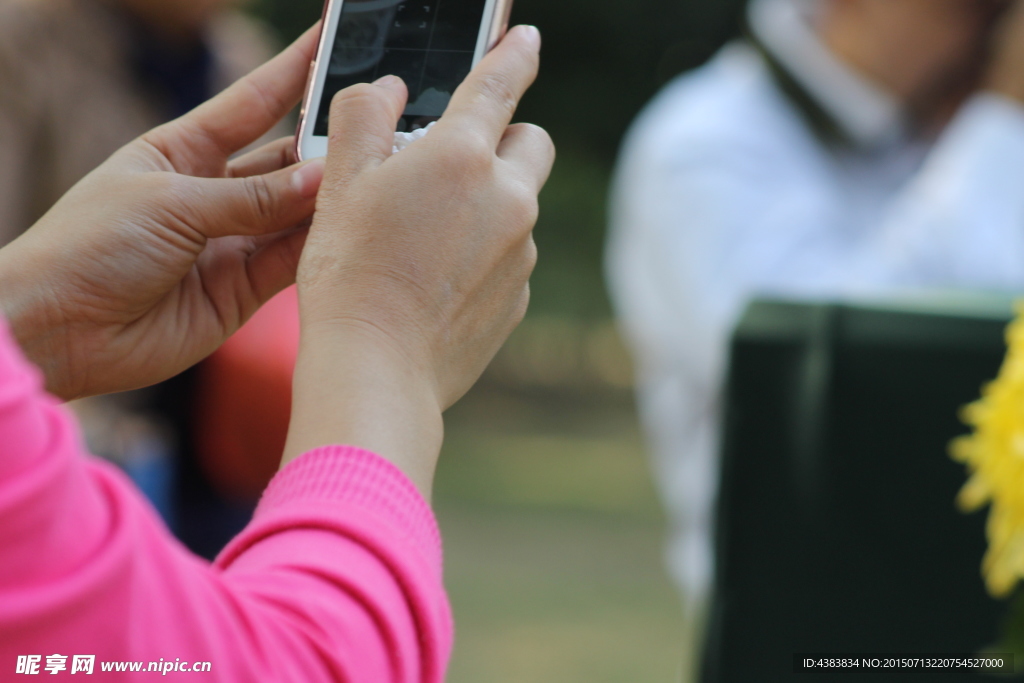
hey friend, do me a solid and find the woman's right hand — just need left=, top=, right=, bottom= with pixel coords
left=283, top=25, right=555, bottom=496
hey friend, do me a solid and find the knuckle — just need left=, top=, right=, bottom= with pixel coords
left=510, top=237, right=538, bottom=286
left=244, top=174, right=276, bottom=218
left=441, top=133, right=494, bottom=174
left=246, top=76, right=289, bottom=129
left=527, top=124, right=556, bottom=157
left=136, top=174, right=204, bottom=238
left=513, top=285, right=531, bottom=326
left=517, top=121, right=546, bottom=140
left=508, top=123, right=555, bottom=166
left=330, top=83, right=386, bottom=119
left=508, top=181, right=540, bottom=228
left=336, top=82, right=379, bottom=103
left=524, top=237, right=539, bottom=272
left=475, top=70, right=520, bottom=115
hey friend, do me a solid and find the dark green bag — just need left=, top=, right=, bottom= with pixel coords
left=702, top=299, right=1013, bottom=682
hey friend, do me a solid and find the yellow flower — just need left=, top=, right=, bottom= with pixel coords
left=954, top=308, right=1024, bottom=597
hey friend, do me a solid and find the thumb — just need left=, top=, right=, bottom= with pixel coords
left=182, top=158, right=325, bottom=239
left=323, top=75, right=409, bottom=185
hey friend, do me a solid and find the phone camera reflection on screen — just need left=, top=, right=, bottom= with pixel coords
left=315, top=0, right=487, bottom=135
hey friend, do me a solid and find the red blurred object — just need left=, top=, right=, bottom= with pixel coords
left=194, top=287, right=299, bottom=501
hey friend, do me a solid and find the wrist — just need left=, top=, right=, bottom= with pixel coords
left=0, top=242, right=71, bottom=396
left=283, top=319, right=444, bottom=500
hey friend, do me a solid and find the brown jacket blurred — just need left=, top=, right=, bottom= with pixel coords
left=0, top=0, right=281, bottom=245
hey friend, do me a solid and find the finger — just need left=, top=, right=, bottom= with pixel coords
left=322, top=76, right=408, bottom=184
left=193, top=224, right=308, bottom=331
left=438, top=25, right=541, bottom=149
left=184, top=158, right=325, bottom=239
left=148, top=24, right=321, bottom=164
left=229, top=137, right=299, bottom=178
left=246, top=225, right=310, bottom=305
left=497, top=123, right=556, bottom=193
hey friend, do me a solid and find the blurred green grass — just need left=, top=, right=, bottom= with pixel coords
left=436, top=386, right=684, bottom=683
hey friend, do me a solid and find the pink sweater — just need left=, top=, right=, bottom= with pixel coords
left=0, top=318, right=452, bottom=680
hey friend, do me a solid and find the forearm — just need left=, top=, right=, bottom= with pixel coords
left=0, top=318, right=451, bottom=681
left=216, top=446, right=453, bottom=682
left=1, top=449, right=452, bottom=682
left=283, top=321, right=445, bottom=501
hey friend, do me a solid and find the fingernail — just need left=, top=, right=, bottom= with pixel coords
left=292, top=158, right=325, bottom=198
left=373, top=74, right=403, bottom=89
left=519, top=25, right=541, bottom=49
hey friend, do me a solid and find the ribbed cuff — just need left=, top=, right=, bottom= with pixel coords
left=250, top=445, right=441, bottom=568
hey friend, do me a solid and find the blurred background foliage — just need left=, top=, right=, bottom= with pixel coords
left=247, top=1, right=745, bottom=680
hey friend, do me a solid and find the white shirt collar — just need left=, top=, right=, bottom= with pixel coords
left=748, top=0, right=906, bottom=148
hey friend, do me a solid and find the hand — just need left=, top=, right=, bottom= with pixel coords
left=0, top=28, right=324, bottom=400
left=283, top=25, right=555, bottom=496
left=987, top=0, right=1024, bottom=103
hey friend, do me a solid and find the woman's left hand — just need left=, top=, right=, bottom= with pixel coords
left=0, top=27, right=323, bottom=400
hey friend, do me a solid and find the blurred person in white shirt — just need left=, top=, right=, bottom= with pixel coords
left=607, top=0, right=1024, bottom=673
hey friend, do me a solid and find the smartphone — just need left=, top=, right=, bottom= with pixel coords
left=297, top=0, right=515, bottom=160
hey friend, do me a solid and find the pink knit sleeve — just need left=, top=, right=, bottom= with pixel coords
left=0, top=318, right=452, bottom=681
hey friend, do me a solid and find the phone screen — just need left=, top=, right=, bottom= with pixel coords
left=314, top=0, right=488, bottom=135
